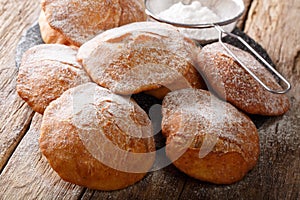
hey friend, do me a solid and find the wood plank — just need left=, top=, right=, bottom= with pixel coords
left=0, top=0, right=40, bottom=70
left=244, top=0, right=300, bottom=101
left=0, top=114, right=85, bottom=199
left=0, top=0, right=40, bottom=170
left=82, top=165, right=186, bottom=200
left=0, top=68, right=34, bottom=170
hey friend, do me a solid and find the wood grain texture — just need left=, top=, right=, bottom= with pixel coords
left=0, top=114, right=85, bottom=199
left=237, top=0, right=253, bottom=29
left=0, top=61, right=35, bottom=172
left=241, top=1, right=300, bottom=199
left=81, top=165, right=186, bottom=200
left=0, top=0, right=40, bottom=70
left=244, top=0, right=300, bottom=101
left=0, top=0, right=40, bottom=171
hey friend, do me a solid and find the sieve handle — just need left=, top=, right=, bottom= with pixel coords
left=214, top=25, right=291, bottom=94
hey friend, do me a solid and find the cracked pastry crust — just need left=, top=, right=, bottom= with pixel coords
left=162, top=88, right=260, bottom=184
left=196, top=42, right=290, bottom=116
left=17, top=44, right=91, bottom=114
left=41, top=0, right=146, bottom=46
left=77, top=22, right=205, bottom=96
left=39, top=83, right=155, bottom=190
left=38, top=11, right=73, bottom=46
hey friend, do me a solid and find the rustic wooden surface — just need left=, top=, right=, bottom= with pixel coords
left=0, top=0, right=299, bottom=199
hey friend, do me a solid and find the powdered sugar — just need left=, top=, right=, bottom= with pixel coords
left=162, top=88, right=259, bottom=165
left=41, top=82, right=156, bottom=173
left=158, top=2, right=221, bottom=24
left=197, top=42, right=290, bottom=116
left=17, top=44, right=91, bottom=113
left=77, top=22, right=201, bottom=95
left=158, top=1, right=222, bottom=41
left=22, top=44, right=80, bottom=68
left=147, top=0, right=244, bottom=41
left=42, top=0, right=146, bottom=46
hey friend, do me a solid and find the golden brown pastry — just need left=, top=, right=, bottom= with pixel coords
left=40, top=82, right=155, bottom=190
left=145, top=62, right=206, bottom=99
left=41, top=0, right=147, bottom=46
left=77, top=22, right=205, bottom=96
left=38, top=11, right=73, bottom=46
left=162, top=88, right=260, bottom=184
left=119, top=0, right=147, bottom=26
left=144, top=86, right=171, bottom=100
left=196, top=42, right=290, bottom=116
left=17, top=44, right=91, bottom=114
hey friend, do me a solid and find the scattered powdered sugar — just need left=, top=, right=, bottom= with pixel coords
left=162, top=88, right=259, bottom=164
left=77, top=22, right=201, bottom=95
left=22, top=44, right=81, bottom=68
left=197, top=42, right=290, bottom=116
left=42, top=82, right=156, bottom=173
left=17, top=44, right=91, bottom=113
left=43, top=0, right=122, bottom=45
left=43, top=0, right=146, bottom=46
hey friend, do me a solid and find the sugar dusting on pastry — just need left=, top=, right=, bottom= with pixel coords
left=17, top=44, right=91, bottom=114
left=42, top=0, right=146, bottom=46
left=162, top=88, right=260, bottom=184
left=40, top=83, right=156, bottom=190
left=77, top=22, right=205, bottom=95
left=197, top=42, right=290, bottom=116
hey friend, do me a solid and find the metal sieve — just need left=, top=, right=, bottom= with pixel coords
left=144, top=0, right=291, bottom=94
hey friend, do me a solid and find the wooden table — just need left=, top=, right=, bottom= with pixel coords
left=0, top=0, right=299, bottom=199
